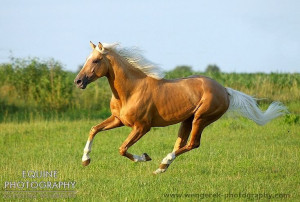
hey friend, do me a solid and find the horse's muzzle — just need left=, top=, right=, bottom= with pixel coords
left=74, top=75, right=88, bottom=89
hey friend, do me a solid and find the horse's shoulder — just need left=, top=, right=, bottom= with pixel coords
left=110, top=96, right=122, bottom=114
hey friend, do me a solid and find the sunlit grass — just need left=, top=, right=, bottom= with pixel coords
left=0, top=115, right=299, bottom=201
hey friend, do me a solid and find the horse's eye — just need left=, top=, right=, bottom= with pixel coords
left=92, top=59, right=101, bottom=64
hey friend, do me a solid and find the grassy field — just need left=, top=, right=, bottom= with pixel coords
left=1, top=59, right=299, bottom=201
left=0, top=114, right=299, bottom=201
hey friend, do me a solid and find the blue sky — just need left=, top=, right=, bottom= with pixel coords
left=0, top=0, right=299, bottom=73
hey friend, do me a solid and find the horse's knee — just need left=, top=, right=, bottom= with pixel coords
left=119, top=147, right=127, bottom=156
left=89, top=126, right=97, bottom=135
left=186, top=142, right=200, bottom=150
left=186, top=144, right=193, bottom=150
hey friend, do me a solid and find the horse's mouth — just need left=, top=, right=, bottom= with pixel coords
left=78, top=83, right=87, bottom=89
left=75, top=75, right=89, bottom=89
left=75, top=74, right=97, bottom=89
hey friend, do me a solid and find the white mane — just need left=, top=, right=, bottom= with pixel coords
left=102, top=43, right=165, bottom=80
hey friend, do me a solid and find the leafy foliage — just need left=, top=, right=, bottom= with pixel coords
left=205, top=64, right=221, bottom=73
left=0, top=58, right=299, bottom=122
left=0, top=58, right=111, bottom=121
left=0, top=58, right=73, bottom=109
left=165, top=65, right=194, bottom=78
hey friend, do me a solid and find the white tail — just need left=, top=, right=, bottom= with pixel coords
left=226, top=87, right=288, bottom=125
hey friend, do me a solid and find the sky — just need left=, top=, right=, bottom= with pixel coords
left=0, top=0, right=299, bottom=73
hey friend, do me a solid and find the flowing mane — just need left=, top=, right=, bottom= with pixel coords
left=101, top=43, right=165, bottom=80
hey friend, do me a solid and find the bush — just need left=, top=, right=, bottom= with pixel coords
left=165, top=65, right=194, bottom=78
left=0, top=57, right=299, bottom=122
left=0, top=58, right=111, bottom=121
left=205, top=64, right=220, bottom=73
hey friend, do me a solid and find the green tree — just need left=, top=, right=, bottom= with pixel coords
left=166, top=65, right=193, bottom=79
left=205, top=64, right=221, bottom=73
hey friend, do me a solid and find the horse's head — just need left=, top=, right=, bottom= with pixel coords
left=74, top=41, right=110, bottom=89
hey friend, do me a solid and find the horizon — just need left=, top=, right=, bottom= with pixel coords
left=3, top=56, right=299, bottom=75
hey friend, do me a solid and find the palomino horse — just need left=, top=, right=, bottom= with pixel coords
left=74, top=42, right=287, bottom=174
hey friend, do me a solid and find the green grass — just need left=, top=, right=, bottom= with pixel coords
left=0, top=115, right=299, bottom=201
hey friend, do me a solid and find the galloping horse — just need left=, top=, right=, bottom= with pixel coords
left=74, top=42, right=287, bottom=174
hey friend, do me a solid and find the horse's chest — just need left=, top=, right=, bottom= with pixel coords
left=119, top=108, right=137, bottom=127
left=111, top=94, right=152, bottom=127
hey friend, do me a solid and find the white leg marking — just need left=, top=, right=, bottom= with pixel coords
left=153, top=168, right=166, bottom=174
left=153, top=152, right=176, bottom=174
left=161, top=152, right=176, bottom=164
left=82, top=140, right=93, bottom=162
left=132, top=154, right=148, bottom=162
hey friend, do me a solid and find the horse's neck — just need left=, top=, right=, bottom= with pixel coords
left=106, top=54, right=146, bottom=101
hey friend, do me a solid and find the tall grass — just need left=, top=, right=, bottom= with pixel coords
left=0, top=57, right=299, bottom=122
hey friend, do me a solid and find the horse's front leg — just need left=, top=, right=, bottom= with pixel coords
left=82, top=115, right=123, bottom=166
left=119, top=124, right=152, bottom=162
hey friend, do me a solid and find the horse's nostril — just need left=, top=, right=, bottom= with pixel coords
left=76, top=79, right=82, bottom=85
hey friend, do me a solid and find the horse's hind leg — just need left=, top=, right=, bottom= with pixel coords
left=172, top=116, right=193, bottom=152
left=153, top=118, right=208, bottom=174
left=174, top=118, right=209, bottom=157
left=152, top=117, right=192, bottom=174
left=154, top=103, right=226, bottom=174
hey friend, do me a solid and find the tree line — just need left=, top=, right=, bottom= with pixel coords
left=0, top=58, right=299, bottom=122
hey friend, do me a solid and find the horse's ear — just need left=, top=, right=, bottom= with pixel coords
left=95, top=42, right=107, bottom=54
left=90, top=41, right=96, bottom=49
left=98, top=42, right=104, bottom=51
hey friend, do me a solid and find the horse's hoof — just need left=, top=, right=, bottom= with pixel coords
left=143, top=153, right=152, bottom=161
left=82, top=159, right=91, bottom=166
left=153, top=168, right=166, bottom=175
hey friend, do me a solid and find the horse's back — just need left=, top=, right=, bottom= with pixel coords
left=159, top=75, right=228, bottom=103
left=150, top=75, right=229, bottom=126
